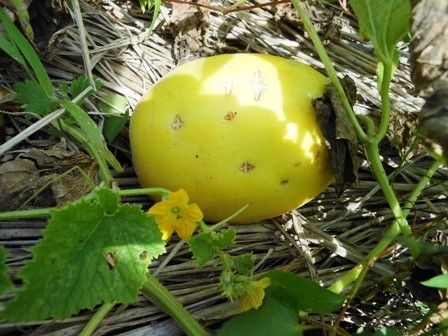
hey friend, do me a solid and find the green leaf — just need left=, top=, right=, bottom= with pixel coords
left=188, top=229, right=237, bottom=267
left=349, top=0, right=411, bottom=64
left=99, top=93, right=129, bottom=115
left=70, top=75, right=102, bottom=98
left=60, top=100, right=123, bottom=172
left=14, top=80, right=56, bottom=116
left=217, top=297, right=303, bottom=336
left=373, top=327, right=403, bottom=336
left=188, top=232, right=215, bottom=267
left=421, top=274, right=448, bottom=289
left=100, top=93, right=130, bottom=142
left=1, top=187, right=165, bottom=321
left=0, top=7, right=55, bottom=98
left=150, top=0, right=161, bottom=31
left=214, top=229, right=236, bottom=249
left=266, top=270, right=344, bottom=313
left=231, top=254, right=254, bottom=276
left=0, top=245, right=13, bottom=296
left=104, top=112, right=129, bottom=143
left=0, top=34, right=27, bottom=70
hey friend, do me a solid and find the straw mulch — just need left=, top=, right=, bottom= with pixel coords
left=0, top=1, right=447, bottom=335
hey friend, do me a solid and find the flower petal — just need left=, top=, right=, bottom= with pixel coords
left=168, top=189, right=190, bottom=206
left=175, top=219, right=198, bottom=240
left=185, top=203, right=204, bottom=222
left=148, top=201, right=171, bottom=216
left=239, top=277, right=271, bottom=312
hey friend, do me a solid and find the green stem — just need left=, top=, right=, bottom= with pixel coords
left=401, top=160, right=443, bottom=218
left=329, top=158, right=442, bottom=294
left=142, top=272, right=209, bottom=336
left=374, top=62, right=393, bottom=142
left=117, top=188, right=170, bottom=198
left=0, top=207, right=52, bottom=220
left=79, top=302, right=115, bottom=336
left=290, top=0, right=369, bottom=144
left=365, top=142, right=411, bottom=236
left=327, top=264, right=363, bottom=294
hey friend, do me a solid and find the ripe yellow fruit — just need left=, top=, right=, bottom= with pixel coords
left=130, top=54, right=333, bottom=223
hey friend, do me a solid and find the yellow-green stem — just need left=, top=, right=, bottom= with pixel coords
left=375, top=62, right=393, bottom=143
left=365, top=142, right=411, bottom=236
left=290, top=0, right=369, bottom=144
left=142, top=272, right=209, bottom=336
left=79, top=302, right=115, bottom=336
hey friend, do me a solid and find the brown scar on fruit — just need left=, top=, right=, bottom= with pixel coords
left=239, top=161, right=255, bottom=173
left=252, top=70, right=267, bottom=101
left=224, top=111, right=237, bottom=121
left=280, top=179, right=289, bottom=185
left=171, top=115, right=184, bottom=130
left=139, top=250, right=148, bottom=260
left=294, top=162, right=302, bottom=167
left=106, top=252, right=117, bottom=269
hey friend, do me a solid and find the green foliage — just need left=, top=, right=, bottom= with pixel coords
left=138, top=0, right=161, bottom=30
left=230, top=254, right=254, bottom=276
left=14, top=80, right=57, bottom=115
left=99, top=93, right=130, bottom=142
left=0, top=245, right=13, bottom=296
left=421, top=274, right=448, bottom=289
left=217, top=297, right=304, bottom=336
left=59, top=75, right=103, bottom=102
left=1, top=187, right=165, bottom=321
left=4, top=0, right=34, bottom=41
left=188, top=229, right=236, bottom=267
left=349, top=0, right=411, bottom=65
left=266, top=270, right=344, bottom=313
left=0, top=7, right=54, bottom=98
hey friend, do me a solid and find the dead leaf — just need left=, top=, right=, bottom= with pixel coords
left=0, top=158, right=54, bottom=211
left=314, top=76, right=359, bottom=196
left=418, top=84, right=448, bottom=158
left=0, top=142, right=98, bottom=210
left=168, top=3, right=211, bottom=61
left=410, top=0, right=448, bottom=95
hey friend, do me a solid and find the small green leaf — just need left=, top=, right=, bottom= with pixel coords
left=70, top=76, right=102, bottom=98
left=14, top=80, right=56, bottom=116
left=100, top=93, right=130, bottom=143
left=1, top=187, right=165, bottom=321
left=231, top=254, right=254, bottom=276
left=99, top=93, right=129, bottom=115
left=349, top=0, right=411, bottom=64
left=104, top=113, right=129, bottom=143
left=188, top=229, right=237, bottom=267
left=188, top=232, right=215, bottom=267
left=0, top=245, right=13, bottom=296
left=421, top=274, right=448, bottom=289
left=266, top=270, right=344, bottom=313
left=217, top=297, right=303, bottom=336
left=213, top=229, right=236, bottom=249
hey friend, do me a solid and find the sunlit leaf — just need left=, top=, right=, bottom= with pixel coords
left=1, top=187, right=165, bottom=321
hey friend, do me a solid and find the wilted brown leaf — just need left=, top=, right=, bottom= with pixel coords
left=410, top=0, right=448, bottom=158
left=0, top=142, right=98, bottom=210
left=314, top=76, right=359, bottom=196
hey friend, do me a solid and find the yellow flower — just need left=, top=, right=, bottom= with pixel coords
left=239, top=277, right=271, bottom=312
left=148, top=189, right=203, bottom=240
